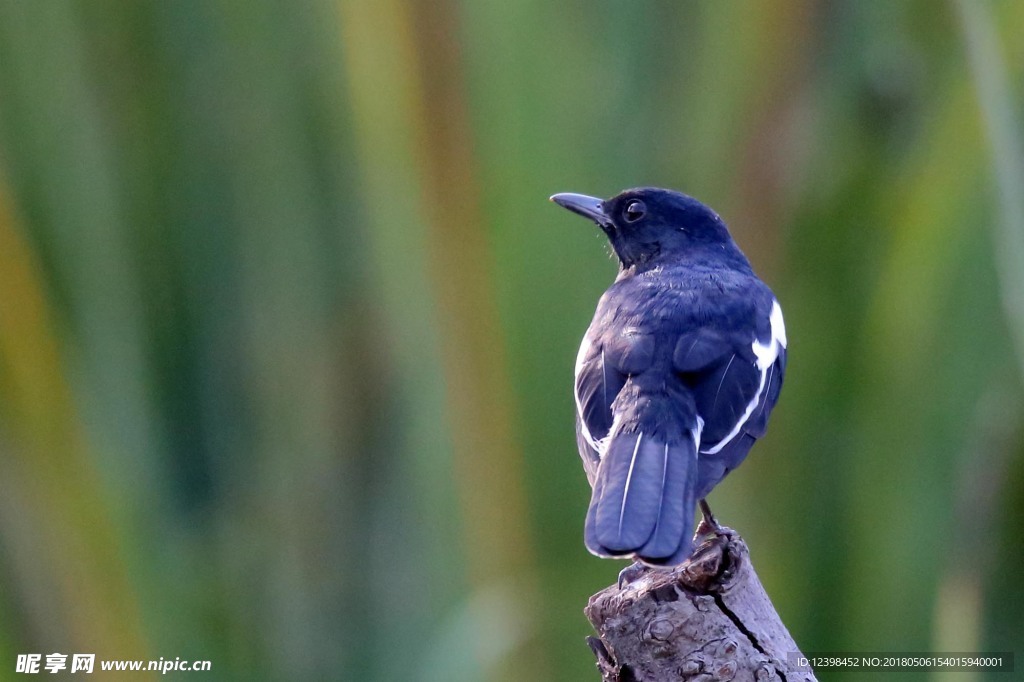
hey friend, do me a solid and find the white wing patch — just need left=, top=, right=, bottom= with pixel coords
left=700, top=300, right=786, bottom=455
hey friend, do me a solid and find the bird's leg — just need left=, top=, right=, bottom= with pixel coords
left=616, top=560, right=649, bottom=589
left=694, top=498, right=722, bottom=540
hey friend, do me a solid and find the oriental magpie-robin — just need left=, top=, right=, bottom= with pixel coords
left=550, top=188, right=787, bottom=567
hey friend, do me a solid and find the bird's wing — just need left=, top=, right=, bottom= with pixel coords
left=574, top=326, right=657, bottom=447
left=574, top=335, right=625, bottom=451
left=674, top=299, right=787, bottom=455
left=744, top=342, right=786, bottom=439
left=574, top=327, right=658, bottom=485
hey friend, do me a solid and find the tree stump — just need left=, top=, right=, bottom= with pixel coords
left=585, top=527, right=817, bottom=681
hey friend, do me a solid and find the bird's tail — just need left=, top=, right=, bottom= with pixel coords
left=585, top=428, right=698, bottom=566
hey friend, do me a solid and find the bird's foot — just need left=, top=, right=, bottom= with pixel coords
left=681, top=502, right=738, bottom=590
left=616, top=560, right=649, bottom=589
left=680, top=530, right=733, bottom=591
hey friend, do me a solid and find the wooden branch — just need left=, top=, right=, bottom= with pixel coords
left=585, top=527, right=817, bottom=682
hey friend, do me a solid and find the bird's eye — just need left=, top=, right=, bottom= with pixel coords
left=624, top=200, right=646, bottom=223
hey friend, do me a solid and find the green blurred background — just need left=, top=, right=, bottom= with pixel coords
left=0, top=1, right=1022, bottom=680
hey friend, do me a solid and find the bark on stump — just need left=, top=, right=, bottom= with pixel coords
left=585, top=527, right=817, bottom=682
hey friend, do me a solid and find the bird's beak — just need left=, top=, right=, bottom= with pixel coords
left=550, top=193, right=609, bottom=227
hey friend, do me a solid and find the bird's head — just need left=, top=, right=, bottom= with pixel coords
left=551, top=187, right=736, bottom=269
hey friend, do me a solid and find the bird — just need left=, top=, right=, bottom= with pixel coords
left=550, top=187, right=787, bottom=569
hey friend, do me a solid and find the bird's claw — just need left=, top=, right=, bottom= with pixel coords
left=616, top=560, right=649, bottom=589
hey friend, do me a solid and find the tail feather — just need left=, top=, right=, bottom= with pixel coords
left=643, top=525, right=697, bottom=566
left=585, top=429, right=697, bottom=564
left=593, top=432, right=660, bottom=552
left=638, top=439, right=695, bottom=559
